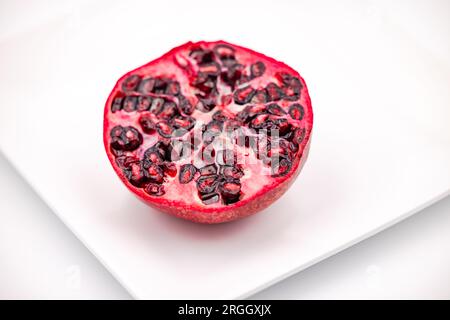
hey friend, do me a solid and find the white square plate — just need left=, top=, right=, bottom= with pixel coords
left=1, top=0, right=449, bottom=299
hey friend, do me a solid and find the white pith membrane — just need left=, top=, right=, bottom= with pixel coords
left=105, top=42, right=309, bottom=208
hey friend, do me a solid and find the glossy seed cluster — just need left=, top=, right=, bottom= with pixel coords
left=107, top=43, right=306, bottom=205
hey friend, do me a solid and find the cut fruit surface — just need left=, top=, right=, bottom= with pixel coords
left=103, top=40, right=313, bottom=224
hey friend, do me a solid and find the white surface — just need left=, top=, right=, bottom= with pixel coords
left=1, top=151, right=449, bottom=299
left=251, top=195, right=450, bottom=300
left=0, top=0, right=449, bottom=299
left=0, top=152, right=131, bottom=300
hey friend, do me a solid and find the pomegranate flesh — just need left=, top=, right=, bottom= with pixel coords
left=103, top=41, right=313, bottom=224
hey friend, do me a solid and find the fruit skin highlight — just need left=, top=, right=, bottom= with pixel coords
left=103, top=40, right=313, bottom=224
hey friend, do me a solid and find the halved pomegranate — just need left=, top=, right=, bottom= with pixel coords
left=103, top=41, right=313, bottom=224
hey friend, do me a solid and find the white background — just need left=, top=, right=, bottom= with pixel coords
left=0, top=0, right=449, bottom=299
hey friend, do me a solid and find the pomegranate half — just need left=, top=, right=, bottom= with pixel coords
left=103, top=41, right=313, bottom=223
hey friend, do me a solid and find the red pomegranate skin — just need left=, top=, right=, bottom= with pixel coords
left=103, top=40, right=313, bottom=224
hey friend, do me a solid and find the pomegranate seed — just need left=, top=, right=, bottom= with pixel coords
left=193, top=74, right=217, bottom=95
left=197, top=175, right=219, bottom=194
left=266, top=82, right=284, bottom=101
left=212, top=111, right=228, bottom=122
left=236, top=110, right=249, bottom=122
left=221, top=63, right=244, bottom=88
left=189, top=48, right=214, bottom=64
left=110, top=126, right=123, bottom=138
left=196, top=94, right=217, bottom=112
left=221, top=94, right=233, bottom=106
left=156, top=121, right=174, bottom=138
left=122, top=75, right=141, bottom=92
left=251, top=89, right=269, bottom=104
left=110, top=126, right=143, bottom=151
left=213, top=44, right=235, bottom=63
left=150, top=97, right=165, bottom=114
left=139, top=115, right=156, bottom=134
left=199, top=164, right=218, bottom=176
left=288, top=103, right=305, bottom=121
left=138, top=78, right=155, bottom=94
left=266, top=103, right=286, bottom=116
left=156, top=141, right=173, bottom=160
left=123, top=96, right=137, bottom=112
left=145, top=163, right=163, bottom=183
left=218, top=180, right=241, bottom=204
left=153, top=78, right=169, bottom=94
left=268, top=140, right=290, bottom=159
left=292, top=128, right=306, bottom=144
left=271, top=158, right=292, bottom=177
left=200, top=192, right=220, bottom=205
left=165, top=81, right=180, bottom=96
left=220, top=165, right=244, bottom=179
left=163, top=162, right=177, bottom=177
left=276, top=72, right=294, bottom=85
left=115, top=155, right=139, bottom=170
left=126, top=161, right=149, bottom=187
left=245, top=104, right=266, bottom=118
left=289, top=141, right=299, bottom=153
left=273, top=118, right=291, bottom=135
left=145, top=183, right=165, bottom=196
left=137, top=96, right=152, bottom=112
left=172, top=116, right=196, bottom=131
left=202, top=120, right=223, bottom=144
left=250, top=61, right=266, bottom=78
left=179, top=164, right=197, bottom=184
left=178, top=95, right=194, bottom=115
left=250, top=114, right=270, bottom=130
left=111, top=97, right=123, bottom=113
left=158, top=101, right=178, bottom=119
left=278, top=73, right=302, bottom=101
left=233, top=86, right=255, bottom=105
left=144, top=145, right=165, bottom=165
